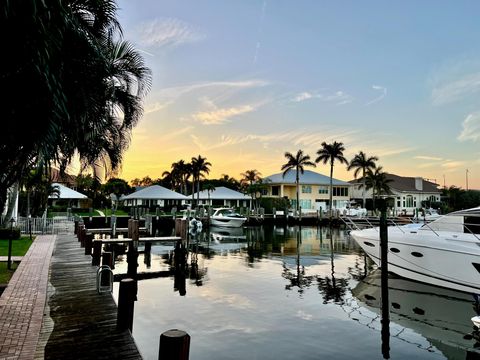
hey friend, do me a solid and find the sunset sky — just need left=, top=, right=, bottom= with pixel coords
left=115, top=0, right=480, bottom=189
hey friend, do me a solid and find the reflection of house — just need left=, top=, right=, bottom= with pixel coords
left=263, top=170, right=351, bottom=211
left=121, top=185, right=188, bottom=208
left=49, top=183, right=89, bottom=208
left=189, top=187, right=251, bottom=208
left=349, top=174, right=441, bottom=215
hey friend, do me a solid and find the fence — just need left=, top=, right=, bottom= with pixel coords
left=16, top=216, right=75, bottom=235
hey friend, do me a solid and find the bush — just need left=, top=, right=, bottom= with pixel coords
left=259, top=197, right=290, bottom=214
left=0, top=227, right=21, bottom=240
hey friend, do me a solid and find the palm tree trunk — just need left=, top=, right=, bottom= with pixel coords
left=329, top=163, right=333, bottom=215
left=362, top=170, right=366, bottom=208
left=296, top=167, right=300, bottom=213
left=191, top=181, right=195, bottom=207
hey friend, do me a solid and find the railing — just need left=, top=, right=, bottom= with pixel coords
left=16, top=216, right=75, bottom=235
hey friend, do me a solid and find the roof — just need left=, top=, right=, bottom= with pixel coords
left=192, top=186, right=252, bottom=200
left=49, top=183, right=87, bottom=199
left=349, top=174, right=440, bottom=193
left=264, top=169, right=350, bottom=186
left=121, top=185, right=188, bottom=200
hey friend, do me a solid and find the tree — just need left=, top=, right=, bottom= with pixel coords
left=281, top=150, right=316, bottom=212
left=241, top=170, right=262, bottom=212
left=347, top=151, right=378, bottom=208
left=365, top=167, right=392, bottom=211
left=315, top=142, right=348, bottom=213
left=191, top=156, right=212, bottom=208
left=202, top=182, right=216, bottom=207
left=0, top=0, right=151, bottom=220
left=102, top=178, right=132, bottom=208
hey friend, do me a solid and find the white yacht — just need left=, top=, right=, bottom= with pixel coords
left=210, top=208, right=247, bottom=228
left=350, top=207, right=480, bottom=294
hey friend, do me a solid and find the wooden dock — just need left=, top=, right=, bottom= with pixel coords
left=39, top=234, right=142, bottom=360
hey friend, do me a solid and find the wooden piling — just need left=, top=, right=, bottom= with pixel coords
left=174, top=219, right=187, bottom=241
left=158, top=329, right=190, bottom=360
left=117, top=278, right=136, bottom=332
left=92, top=240, right=102, bottom=266
left=80, top=228, right=86, bottom=247
left=84, top=234, right=93, bottom=255
left=102, top=251, right=113, bottom=269
left=127, top=220, right=139, bottom=279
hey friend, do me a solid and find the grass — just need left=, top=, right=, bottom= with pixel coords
left=0, top=236, right=32, bottom=284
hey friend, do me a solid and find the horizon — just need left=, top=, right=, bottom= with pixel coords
left=109, top=1, right=479, bottom=189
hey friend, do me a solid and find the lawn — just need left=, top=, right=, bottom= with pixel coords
left=0, top=236, right=33, bottom=284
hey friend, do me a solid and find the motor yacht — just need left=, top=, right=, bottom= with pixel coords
left=350, top=206, right=480, bottom=294
left=210, top=208, right=247, bottom=228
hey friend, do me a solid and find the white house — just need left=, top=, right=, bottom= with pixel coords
left=49, top=183, right=88, bottom=208
left=121, top=185, right=188, bottom=208
left=262, top=169, right=352, bottom=211
left=189, top=186, right=251, bottom=208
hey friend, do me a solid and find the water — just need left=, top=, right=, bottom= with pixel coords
left=112, top=226, right=480, bottom=360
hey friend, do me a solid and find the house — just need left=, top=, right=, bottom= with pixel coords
left=189, top=186, right=251, bottom=208
left=120, top=185, right=188, bottom=208
left=49, top=182, right=89, bottom=209
left=349, top=174, right=441, bottom=215
left=262, top=169, right=352, bottom=211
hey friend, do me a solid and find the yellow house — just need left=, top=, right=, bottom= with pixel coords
left=263, top=169, right=351, bottom=212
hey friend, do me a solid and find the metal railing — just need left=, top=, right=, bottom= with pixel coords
left=16, top=216, right=75, bottom=235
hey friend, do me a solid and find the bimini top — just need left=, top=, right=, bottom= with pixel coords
left=121, top=185, right=188, bottom=200
left=264, top=169, right=350, bottom=186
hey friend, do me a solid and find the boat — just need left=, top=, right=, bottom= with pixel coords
left=352, top=270, right=480, bottom=357
left=210, top=208, right=247, bottom=228
left=350, top=206, right=480, bottom=294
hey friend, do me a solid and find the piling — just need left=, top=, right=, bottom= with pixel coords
left=127, top=220, right=139, bottom=279
left=379, top=198, right=390, bottom=359
left=117, top=278, right=136, bottom=332
left=102, top=251, right=113, bottom=269
left=158, top=329, right=190, bottom=360
left=84, top=234, right=93, bottom=256
left=92, top=240, right=102, bottom=266
left=174, top=219, right=187, bottom=241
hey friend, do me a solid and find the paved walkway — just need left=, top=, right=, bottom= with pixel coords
left=0, top=233, right=142, bottom=360
left=0, top=235, right=55, bottom=359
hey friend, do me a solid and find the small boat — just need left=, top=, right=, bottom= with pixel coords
left=210, top=208, right=247, bottom=228
left=350, top=206, right=480, bottom=294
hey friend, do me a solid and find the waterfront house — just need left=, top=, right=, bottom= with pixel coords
left=120, top=185, right=188, bottom=208
left=189, top=186, right=251, bottom=208
left=349, top=174, right=441, bottom=215
left=49, top=182, right=89, bottom=209
left=262, top=169, right=352, bottom=212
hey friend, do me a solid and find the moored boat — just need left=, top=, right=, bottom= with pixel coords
left=210, top=208, right=247, bottom=228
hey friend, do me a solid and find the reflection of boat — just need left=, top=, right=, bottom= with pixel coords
left=352, top=270, right=479, bottom=357
left=209, top=226, right=245, bottom=241
left=210, top=208, right=247, bottom=228
left=350, top=207, right=480, bottom=294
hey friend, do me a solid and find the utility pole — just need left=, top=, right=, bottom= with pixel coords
left=466, top=169, right=469, bottom=191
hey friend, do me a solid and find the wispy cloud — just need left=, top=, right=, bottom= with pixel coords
left=432, top=72, right=480, bottom=105
left=136, top=18, right=205, bottom=48
left=193, top=105, right=255, bottom=125
left=144, top=101, right=172, bottom=114
left=414, top=155, right=443, bottom=161
left=365, top=85, right=387, bottom=106
left=441, top=161, right=466, bottom=170
left=458, top=112, right=480, bottom=142
left=291, top=90, right=353, bottom=105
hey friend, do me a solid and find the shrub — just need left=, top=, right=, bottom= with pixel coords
left=0, top=227, right=21, bottom=240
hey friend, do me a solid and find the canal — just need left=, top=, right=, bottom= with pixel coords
left=112, top=225, right=480, bottom=360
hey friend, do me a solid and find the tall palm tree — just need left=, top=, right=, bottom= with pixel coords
left=315, top=142, right=348, bottom=213
left=347, top=151, right=378, bottom=208
left=191, top=155, right=212, bottom=208
left=202, top=182, right=216, bottom=208
left=241, top=170, right=262, bottom=212
left=281, top=150, right=316, bottom=212
left=365, top=167, right=392, bottom=211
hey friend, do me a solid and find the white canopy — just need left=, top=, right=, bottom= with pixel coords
left=49, top=183, right=88, bottom=199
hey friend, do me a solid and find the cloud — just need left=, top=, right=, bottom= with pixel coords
left=365, top=85, right=387, bottom=106
left=414, top=155, right=443, bottom=161
left=193, top=105, right=255, bottom=125
left=432, top=72, right=480, bottom=105
left=136, top=18, right=205, bottom=48
left=144, top=101, right=172, bottom=114
left=458, top=112, right=480, bottom=142
left=291, top=90, right=353, bottom=105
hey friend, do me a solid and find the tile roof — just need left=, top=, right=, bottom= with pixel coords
left=349, top=173, right=440, bottom=193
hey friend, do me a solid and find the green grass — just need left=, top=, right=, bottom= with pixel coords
left=0, top=262, right=19, bottom=284
left=0, top=236, right=33, bottom=256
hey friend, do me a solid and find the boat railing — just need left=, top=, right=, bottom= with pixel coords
left=341, top=216, right=409, bottom=233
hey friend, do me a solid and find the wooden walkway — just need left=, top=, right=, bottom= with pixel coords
left=39, top=234, right=142, bottom=359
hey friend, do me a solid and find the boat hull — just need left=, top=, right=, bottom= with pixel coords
left=210, top=217, right=246, bottom=228
left=350, top=227, right=480, bottom=294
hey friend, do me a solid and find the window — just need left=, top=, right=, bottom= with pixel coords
left=261, top=189, right=268, bottom=195
left=299, top=199, right=312, bottom=209
left=405, top=195, right=414, bottom=208
left=332, top=187, right=348, bottom=197
left=318, top=186, right=328, bottom=194
left=397, top=201, right=401, bottom=207
left=272, top=186, right=280, bottom=196
left=302, top=185, right=312, bottom=193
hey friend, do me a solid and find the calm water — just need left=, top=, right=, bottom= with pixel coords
left=112, top=226, right=480, bottom=360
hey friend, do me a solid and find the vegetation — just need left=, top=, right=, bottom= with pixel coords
left=281, top=150, right=316, bottom=212
left=0, top=0, right=151, bottom=221
left=347, top=151, right=378, bottom=208
left=191, top=155, right=212, bottom=207
left=365, top=166, right=393, bottom=211
left=315, top=142, right=348, bottom=213
left=0, top=237, right=33, bottom=257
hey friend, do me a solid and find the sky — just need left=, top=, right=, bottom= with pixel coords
left=114, top=0, right=480, bottom=189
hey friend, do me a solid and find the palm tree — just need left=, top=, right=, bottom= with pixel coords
left=202, top=182, right=216, bottom=208
left=241, top=170, right=262, bottom=212
left=191, top=155, right=212, bottom=208
left=347, top=151, right=378, bottom=208
left=365, top=167, right=392, bottom=212
left=315, top=142, right=348, bottom=214
left=281, top=150, right=316, bottom=212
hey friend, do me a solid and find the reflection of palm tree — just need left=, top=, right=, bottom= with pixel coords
left=317, top=233, right=348, bottom=304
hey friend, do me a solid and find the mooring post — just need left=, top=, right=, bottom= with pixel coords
left=117, top=278, right=136, bottom=332
left=379, top=198, right=390, bottom=359
left=80, top=228, right=86, bottom=247
left=92, top=239, right=102, bottom=266
left=158, top=329, right=190, bottom=360
left=84, top=233, right=93, bottom=255
left=74, top=220, right=79, bottom=235
left=174, top=219, right=187, bottom=241
left=77, top=225, right=84, bottom=242
left=127, top=220, right=139, bottom=279
left=102, top=251, right=113, bottom=269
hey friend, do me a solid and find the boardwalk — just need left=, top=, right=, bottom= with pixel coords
left=0, top=232, right=142, bottom=360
